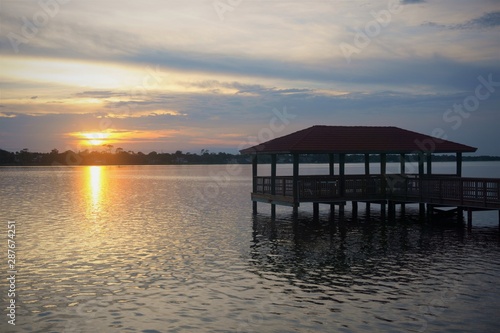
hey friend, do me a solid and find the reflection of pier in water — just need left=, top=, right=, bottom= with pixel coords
left=249, top=213, right=499, bottom=290
left=241, top=126, right=500, bottom=226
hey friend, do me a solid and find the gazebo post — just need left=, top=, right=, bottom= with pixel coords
left=400, top=153, right=406, bottom=213
left=339, top=154, right=346, bottom=219
left=426, top=152, right=432, bottom=175
left=418, top=152, right=425, bottom=217
left=271, top=154, right=277, bottom=218
left=364, top=153, right=370, bottom=212
left=381, top=153, right=387, bottom=216
left=292, top=153, right=299, bottom=216
left=426, top=152, right=433, bottom=216
left=456, top=152, right=462, bottom=177
left=339, top=153, right=345, bottom=196
left=456, top=152, right=463, bottom=219
left=252, top=155, right=258, bottom=214
left=329, top=153, right=335, bottom=217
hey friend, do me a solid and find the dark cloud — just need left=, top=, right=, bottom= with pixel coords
left=453, top=11, right=500, bottom=29
left=75, top=91, right=127, bottom=98
left=424, top=11, right=500, bottom=30
left=30, top=96, right=38, bottom=99
left=400, top=0, right=425, bottom=4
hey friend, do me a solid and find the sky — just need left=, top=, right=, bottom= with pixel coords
left=1, top=0, right=499, bottom=155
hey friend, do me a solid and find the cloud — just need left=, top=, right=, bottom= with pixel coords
left=400, top=0, right=425, bottom=4
left=453, top=11, right=500, bottom=29
left=75, top=91, right=127, bottom=98
left=424, top=11, right=500, bottom=30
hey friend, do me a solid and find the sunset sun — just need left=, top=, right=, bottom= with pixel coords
left=82, top=132, right=110, bottom=146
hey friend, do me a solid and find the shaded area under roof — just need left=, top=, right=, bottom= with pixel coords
left=240, top=125, right=477, bottom=154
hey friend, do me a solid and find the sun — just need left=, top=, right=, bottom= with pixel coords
left=82, top=132, right=109, bottom=146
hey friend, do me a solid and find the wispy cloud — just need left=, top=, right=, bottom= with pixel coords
left=424, top=11, right=500, bottom=30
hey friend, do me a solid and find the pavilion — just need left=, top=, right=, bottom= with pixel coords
left=240, top=125, right=500, bottom=224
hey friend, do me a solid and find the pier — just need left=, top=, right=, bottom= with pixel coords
left=240, top=126, right=500, bottom=225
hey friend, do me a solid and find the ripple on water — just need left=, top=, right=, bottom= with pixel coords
left=1, top=165, right=499, bottom=333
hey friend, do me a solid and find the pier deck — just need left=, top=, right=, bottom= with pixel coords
left=252, top=174, right=500, bottom=210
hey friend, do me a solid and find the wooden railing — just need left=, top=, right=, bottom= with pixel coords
left=254, top=174, right=500, bottom=208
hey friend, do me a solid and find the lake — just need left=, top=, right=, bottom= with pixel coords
left=1, top=162, right=499, bottom=333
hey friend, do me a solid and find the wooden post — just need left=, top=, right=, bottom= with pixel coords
left=467, top=209, right=473, bottom=228
left=352, top=201, right=358, bottom=220
left=418, top=152, right=424, bottom=177
left=381, top=153, right=387, bottom=197
left=426, top=153, right=432, bottom=175
left=400, top=153, right=406, bottom=175
left=252, top=155, right=258, bottom=214
left=381, top=202, right=386, bottom=220
left=388, top=201, right=396, bottom=221
left=365, top=202, right=371, bottom=218
left=456, top=152, right=462, bottom=177
left=329, top=153, right=335, bottom=176
left=339, top=153, right=346, bottom=197
left=330, top=204, right=335, bottom=222
left=313, top=202, right=319, bottom=222
left=293, top=153, right=299, bottom=216
left=364, top=153, right=370, bottom=176
left=271, top=154, right=277, bottom=218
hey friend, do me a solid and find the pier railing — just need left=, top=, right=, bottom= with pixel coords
left=254, top=174, right=500, bottom=208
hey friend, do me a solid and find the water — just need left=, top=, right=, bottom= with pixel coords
left=0, top=162, right=499, bottom=333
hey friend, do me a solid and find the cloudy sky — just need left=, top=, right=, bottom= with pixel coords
left=1, top=0, right=499, bottom=154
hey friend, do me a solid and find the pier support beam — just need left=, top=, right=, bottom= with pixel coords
left=271, top=154, right=277, bottom=219
left=388, top=201, right=396, bottom=220
left=467, top=209, right=473, bottom=229
left=313, top=203, right=319, bottom=222
left=419, top=203, right=426, bottom=220
left=253, top=201, right=257, bottom=215
left=381, top=202, right=386, bottom=220
left=352, top=201, right=358, bottom=220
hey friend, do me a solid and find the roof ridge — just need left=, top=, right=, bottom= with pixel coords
left=289, top=126, right=317, bottom=150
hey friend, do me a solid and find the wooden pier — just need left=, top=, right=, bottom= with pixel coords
left=240, top=126, right=500, bottom=225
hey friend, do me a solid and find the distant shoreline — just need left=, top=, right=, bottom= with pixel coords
left=1, top=148, right=499, bottom=166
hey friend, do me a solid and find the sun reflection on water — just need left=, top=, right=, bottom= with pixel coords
left=89, top=166, right=103, bottom=209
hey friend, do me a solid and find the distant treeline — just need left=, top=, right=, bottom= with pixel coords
left=1, top=148, right=500, bottom=166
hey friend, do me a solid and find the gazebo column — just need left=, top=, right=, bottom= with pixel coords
left=271, top=154, right=277, bottom=218
left=456, top=152, right=463, bottom=219
left=426, top=152, right=433, bottom=216
left=426, top=153, right=432, bottom=175
left=329, top=153, right=335, bottom=218
left=418, top=152, right=425, bottom=217
left=456, top=152, right=462, bottom=177
left=252, top=155, right=258, bottom=214
left=364, top=154, right=370, bottom=213
left=400, top=153, right=406, bottom=214
left=380, top=153, right=387, bottom=216
left=292, top=153, right=299, bottom=216
left=339, top=154, right=346, bottom=215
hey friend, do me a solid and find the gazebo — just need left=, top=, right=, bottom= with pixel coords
left=239, top=125, right=500, bottom=223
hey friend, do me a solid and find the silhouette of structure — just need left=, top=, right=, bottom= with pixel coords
left=240, top=125, right=500, bottom=225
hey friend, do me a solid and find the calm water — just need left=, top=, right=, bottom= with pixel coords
left=1, top=162, right=499, bottom=333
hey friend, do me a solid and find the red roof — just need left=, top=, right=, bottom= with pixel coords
left=240, top=126, right=477, bottom=154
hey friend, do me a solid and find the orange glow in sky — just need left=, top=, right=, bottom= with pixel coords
left=82, top=132, right=110, bottom=146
